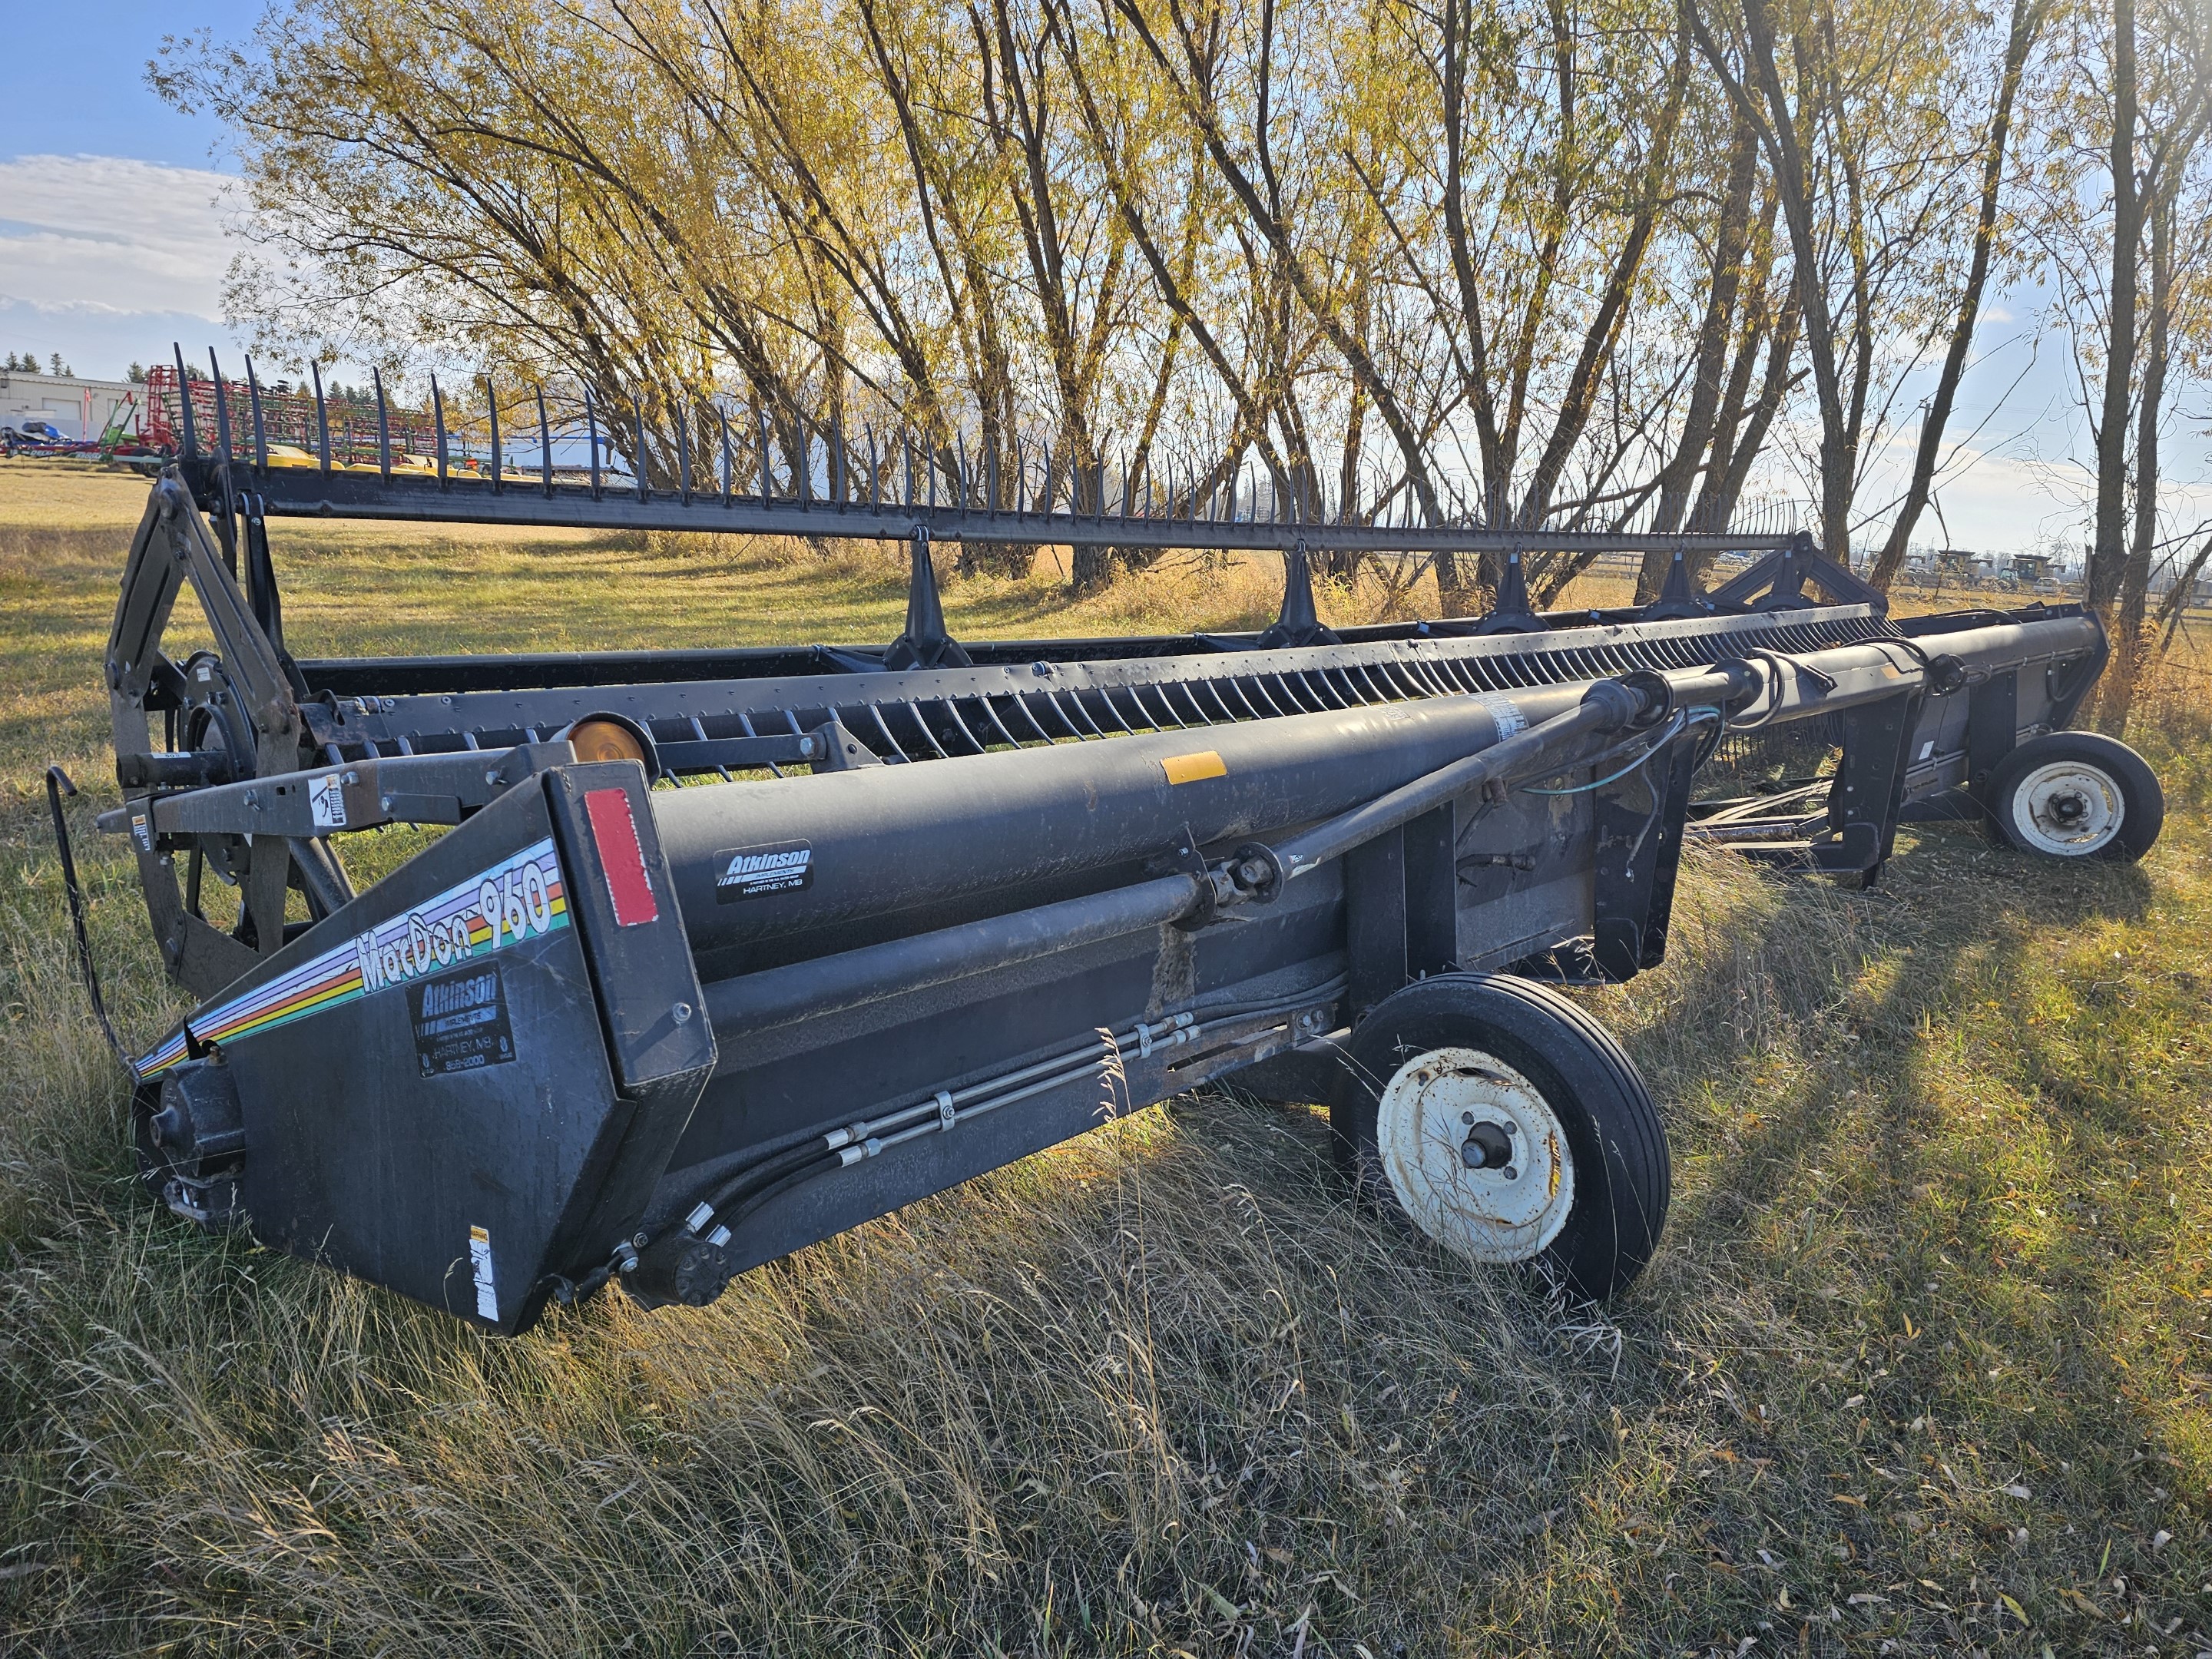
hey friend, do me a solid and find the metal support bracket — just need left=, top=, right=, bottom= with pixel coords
left=883, top=528, right=972, bottom=671
left=1707, top=530, right=1887, bottom=614
left=1591, top=729, right=1699, bottom=977
left=1344, top=801, right=1459, bottom=1016
left=1251, top=541, right=1340, bottom=651
left=1475, top=547, right=1548, bottom=635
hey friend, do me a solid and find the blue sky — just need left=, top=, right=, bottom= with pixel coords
left=0, top=5, right=2203, bottom=559
left=0, top=5, right=261, bottom=378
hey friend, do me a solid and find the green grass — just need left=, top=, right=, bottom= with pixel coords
left=1, top=459, right=2208, bottom=1656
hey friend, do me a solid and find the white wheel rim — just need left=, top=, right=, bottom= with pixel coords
left=1374, top=1045, right=1574, bottom=1263
left=2010, top=760, right=2123, bottom=856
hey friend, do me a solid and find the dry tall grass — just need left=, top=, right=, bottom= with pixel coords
left=2, top=461, right=2208, bottom=1656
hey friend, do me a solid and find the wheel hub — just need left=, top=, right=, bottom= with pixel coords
left=1374, top=1045, right=1573, bottom=1263
left=2012, top=760, right=2122, bottom=855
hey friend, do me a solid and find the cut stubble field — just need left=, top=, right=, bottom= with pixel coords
left=0, top=459, right=2207, bottom=1657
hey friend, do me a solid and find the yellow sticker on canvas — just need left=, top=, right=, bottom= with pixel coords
left=1161, top=750, right=1227, bottom=786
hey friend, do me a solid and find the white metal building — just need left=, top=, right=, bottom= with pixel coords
left=0, top=370, right=143, bottom=440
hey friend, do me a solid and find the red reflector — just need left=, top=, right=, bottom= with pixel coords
left=584, top=787, right=659, bottom=926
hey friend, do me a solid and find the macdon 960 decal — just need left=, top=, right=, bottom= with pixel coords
left=134, top=840, right=569, bottom=1078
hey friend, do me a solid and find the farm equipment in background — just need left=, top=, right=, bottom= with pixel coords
left=59, top=347, right=2164, bottom=1336
left=2, top=393, right=156, bottom=463
left=91, top=392, right=150, bottom=462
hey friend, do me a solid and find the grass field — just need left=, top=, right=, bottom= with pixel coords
left=1, top=458, right=2208, bottom=1657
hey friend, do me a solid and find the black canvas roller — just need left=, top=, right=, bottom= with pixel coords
left=70, top=353, right=2164, bottom=1334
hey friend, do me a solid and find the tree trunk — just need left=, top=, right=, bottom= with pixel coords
left=1867, top=0, right=2045, bottom=593
left=2102, top=181, right=2170, bottom=735
left=1691, top=0, right=1854, bottom=562
left=2088, top=0, right=2140, bottom=623
left=1637, top=112, right=1760, bottom=601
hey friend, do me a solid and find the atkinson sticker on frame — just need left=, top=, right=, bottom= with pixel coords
left=714, top=839, right=813, bottom=902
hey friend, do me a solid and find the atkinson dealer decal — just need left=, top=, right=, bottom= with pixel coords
left=714, top=839, right=813, bottom=902
left=135, top=839, right=570, bottom=1079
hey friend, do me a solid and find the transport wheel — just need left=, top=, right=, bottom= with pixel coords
left=1332, top=975, right=1668, bottom=1300
left=1983, top=731, right=2162, bottom=862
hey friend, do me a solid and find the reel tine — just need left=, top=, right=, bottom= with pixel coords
left=173, top=344, right=199, bottom=459
left=537, top=386, right=553, bottom=497
left=867, top=424, right=880, bottom=512
left=903, top=430, right=914, bottom=509
left=634, top=404, right=649, bottom=503
left=756, top=401, right=771, bottom=506
left=585, top=388, right=601, bottom=501
left=677, top=399, right=692, bottom=505
left=372, top=366, right=390, bottom=482
left=833, top=421, right=846, bottom=510
left=207, top=351, right=235, bottom=550
left=431, top=374, right=447, bottom=487
left=310, top=360, right=329, bottom=475
left=718, top=404, right=733, bottom=507
left=485, top=379, right=502, bottom=492
left=244, top=356, right=268, bottom=472
left=798, top=421, right=810, bottom=509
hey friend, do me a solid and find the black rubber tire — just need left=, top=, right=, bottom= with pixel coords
left=1983, top=730, right=2163, bottom=862
left=1330, top=973, right=1669, bottom=1300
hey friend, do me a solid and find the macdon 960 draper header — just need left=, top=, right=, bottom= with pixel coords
left=53, top=352, right=2165, bottom=1335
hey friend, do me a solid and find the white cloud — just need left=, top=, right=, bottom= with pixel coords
left=0, top=154, right=236, bottom=319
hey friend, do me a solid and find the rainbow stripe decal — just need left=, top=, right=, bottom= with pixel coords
left=135, top=838, right=570, bottom=1079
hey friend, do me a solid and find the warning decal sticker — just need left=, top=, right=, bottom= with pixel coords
left=1473, top=693, right=1527, bottom=740
left=308, top=773, right=348, bottom=828
left=469, top=1225, right=498, bottom=1320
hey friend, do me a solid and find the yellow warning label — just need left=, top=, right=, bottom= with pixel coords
left=1161, top=750, right=1227, bottom=786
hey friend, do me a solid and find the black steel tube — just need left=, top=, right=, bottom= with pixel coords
left=651, top=688, right=1566, bottom=956
left=1277, top=697, right=1618, bottom=877
left=703, top=871, right=1204, bottom=1035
